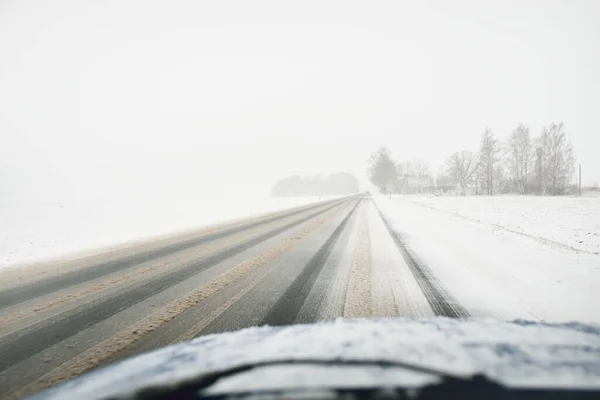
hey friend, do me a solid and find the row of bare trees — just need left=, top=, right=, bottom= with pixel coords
left=443, top=122, right=576, bottom=196
left=367, top=147, right=434, bottom=194
left=369, top=123, right=577, bottom=196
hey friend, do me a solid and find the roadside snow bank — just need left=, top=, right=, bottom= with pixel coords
left=371, top=195, right=600, bottom=323
left=401, top=195, right=600, bottom=254
left=0, top=195, right=341, bottom=269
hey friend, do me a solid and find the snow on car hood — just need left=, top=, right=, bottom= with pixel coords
left=33, top=318, right=600, bottom=399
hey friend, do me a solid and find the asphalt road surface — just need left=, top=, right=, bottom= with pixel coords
left=0, top=194, right=596, bottom=398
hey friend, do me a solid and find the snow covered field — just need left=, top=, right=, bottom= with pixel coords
left=0, top=195, right=337, bottom=269
left=373, top=196, right=600, bottom=324
left=399, top=195, right=600, bottom=254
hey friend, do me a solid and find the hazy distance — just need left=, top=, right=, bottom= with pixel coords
left=1, top=0, right=599, bottom=206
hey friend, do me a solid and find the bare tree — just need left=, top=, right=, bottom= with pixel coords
left=494, top=164, right=506, bottom=194
left=393, top=163, right=406, bottom=193
left=398, top=161, right=414, bottom=177
left=506, top=123, right=533, bottom=194
left=411, top=159, right=431, bottom=192
left=535, top=123, right=575, bottom=195
left=435, top=166, right=453, bottom=188
left=394, top=161, right=413, bottom=193
left=367, top=146, right=398, bottom=194
left=446, top=151, right=479, bottom=195
left=411, top=159, right=430, bottom=178
left=478, top=128, right=502, bottom=195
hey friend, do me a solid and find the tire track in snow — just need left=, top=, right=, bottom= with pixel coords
left=371, top=199, right=470, bottom=318
left=0, top=198, right=347, bottom=310
left=405, top=199, right=600, bottom=255
left=7, top=214, right=334, bottom=399
left=0, top=203, right=341, bottom=331
left=316, top=200, right=363, bottom=320
left=260, top=199, right=360, bottom=326
left=294, top=201, right=361, bottom=324
left=188, top=202, right=358, bottom=338
left=343, top=205, right=372, bottom=318
left=0, top=201, right=344, bottom=373
left=368, top=199, right=433, bottom=317
left=180, top=206, right=338, bottom=341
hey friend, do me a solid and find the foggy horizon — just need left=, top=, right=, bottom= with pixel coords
left=2, top=0, right=600, bottom=206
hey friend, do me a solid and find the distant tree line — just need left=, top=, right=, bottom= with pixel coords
left=367, top=147, right=434, bottom=195
left=271, top=172, right=359, bottom=197
left=368, top=122, right=576, bottom=196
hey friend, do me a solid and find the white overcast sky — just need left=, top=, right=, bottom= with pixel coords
left=1, top=0, right=599, bottom=203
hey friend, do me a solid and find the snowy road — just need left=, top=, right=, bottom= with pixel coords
left=0, top=195, right=598, bottom=398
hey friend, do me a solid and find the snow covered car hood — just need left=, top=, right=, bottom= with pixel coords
left=33, top=318, right=600, bottom=399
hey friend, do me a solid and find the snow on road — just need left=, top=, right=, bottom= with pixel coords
left=373, top=196, right=600, bottom=324
left=367, top=200, right=433, bottom=318
left=402, top=195, right=600, bottom=254
left=0, top=195, right=338, bottom=269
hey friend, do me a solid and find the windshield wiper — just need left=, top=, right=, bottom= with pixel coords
left=130, top=357, right=484, bottom=400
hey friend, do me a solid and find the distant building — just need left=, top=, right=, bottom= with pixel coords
left=394, top=174, right=435, bottom=194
